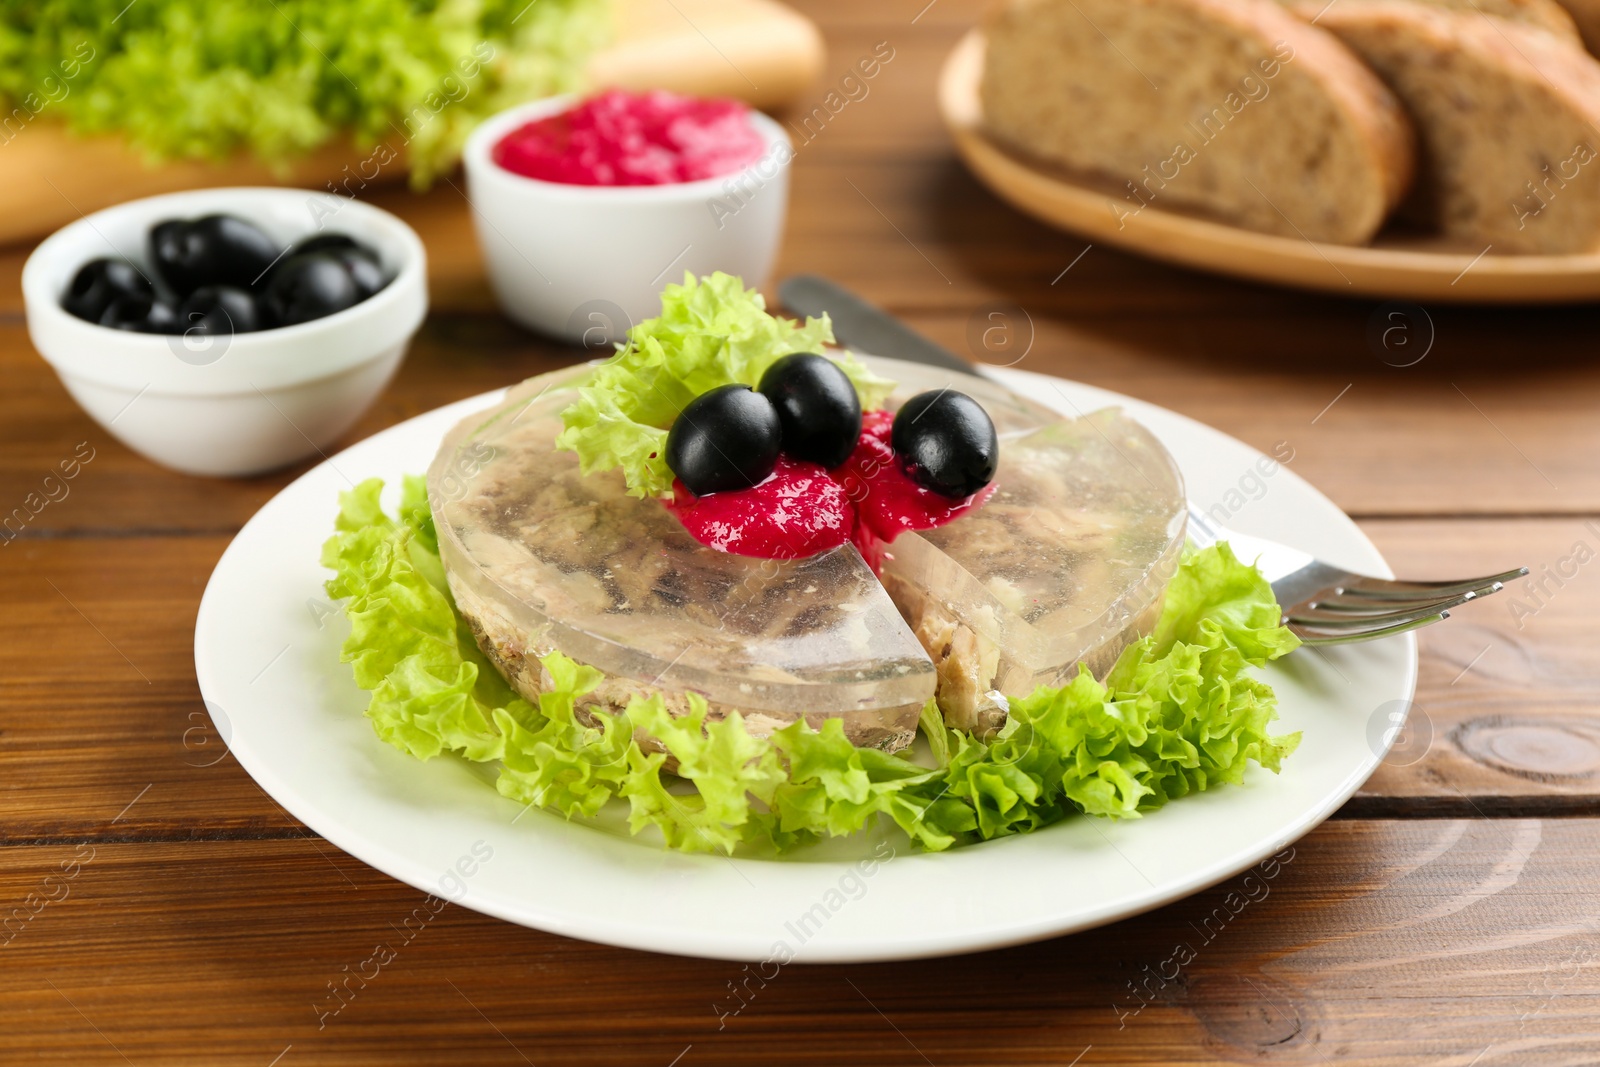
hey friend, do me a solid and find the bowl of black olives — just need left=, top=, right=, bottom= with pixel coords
left=23, top=188, right=427, bottom=477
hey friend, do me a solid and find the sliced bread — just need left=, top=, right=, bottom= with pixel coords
left=981, top=0, right=1416, bottom=244
left=1286, top=0, right=1582, bottom=42
left=1303, top=0, right=1600, bottom=252
left=1551, top=0, right=1600, bottom=54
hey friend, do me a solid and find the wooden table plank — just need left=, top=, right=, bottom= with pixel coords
left=0, top=536, right=303, bottom=839
left=2, top=520, right=1595, bottom=841
left=1357, top=519, right=1600, bottom=814
left=2, top=0, right=1593, bottom=524
left=2, top=2, right=1597, bottom=1062
left=7, top=180, right=1598, bottom=530
left=0, top=317, right=580, bottom=537
left=3, top=819, right=1598, bottom=1065
left=0, top=18, right=1593, bottom=527
left=7, top=262, right=1598, bottom=533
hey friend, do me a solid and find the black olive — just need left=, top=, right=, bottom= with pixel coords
left=757, top=352, right=862, bottom=469
left=890, top=390, right=999, bottom=499
left=98, top=294, right=149, bottom=331
left=330, top=246, right=386, bottom=299
left=147, top=220, right=186, bottom=288
left=145, top=300, right=180, bottom=334
left=665, top=384, right=782, bottom=496
left=264, top=252, right=362, bottom=326
left=149, top=214, right=281, bottom=297
left=279, top=234, right=386, bottom=295
left=98, top=293, right=179, bottom=334
left=289, top=233, right=360, bottom=258
left=62, top=258, right=152, bottom=322
left=177, top=285, right=268, bottom=337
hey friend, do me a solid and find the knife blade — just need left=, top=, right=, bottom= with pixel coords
left=777, top=274, right=982, bottom=379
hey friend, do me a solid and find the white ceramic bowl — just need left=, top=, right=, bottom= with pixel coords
left=23, top=187, right=428, bottom=477
left=462, top=95, right=791, bottom=345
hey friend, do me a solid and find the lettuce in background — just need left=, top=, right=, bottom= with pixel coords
left=0, top=0, right=609, bottom=183
left=322, top=479, right=1300, bottom=854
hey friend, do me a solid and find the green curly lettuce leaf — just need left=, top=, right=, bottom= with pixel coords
left=0, top=0, right=609, bottom=184
left=321, top=476, right=515, bottom=763
left=323, top=481, right=1301, bottom=854
left=621, top=694, right=789, bottom=853
left=556, top=272, right=897, bottom=498
left=494, top=655, right=629, bottom=820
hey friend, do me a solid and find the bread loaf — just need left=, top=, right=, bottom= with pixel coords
left=981, top=0, right=1416, bottom=244
left=1304, top=0, right=1600, bottom=252
left=1550, top=0, right=1600, bottom=53
left=1284, top=0, right=1581, bottom=41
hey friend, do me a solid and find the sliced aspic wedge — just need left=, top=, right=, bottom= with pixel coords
left=427, top=356, right=1187, bottom=751
left=428, top=367, right=936, bottom=752
left=861, top=361, right=1186, bottom=734
left=874, top=365, right=1186, bottom=733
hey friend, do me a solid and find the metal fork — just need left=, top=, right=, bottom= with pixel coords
left=776, top=275, right=1531, bottom=647
left=1186, top=504, right=1527, bottom=646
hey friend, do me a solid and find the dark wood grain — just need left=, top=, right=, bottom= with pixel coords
left=3, top=820, right=1598, bottom=1066
left=0, top=535, right=304, bottom=840
left=2, top=0, right=1598, bottom=1062
left=2, top=521, right=1592, bottom=842
left=8, top=183, right=1599, bottom=530
left=1358, top=520, right=1600, bottom=812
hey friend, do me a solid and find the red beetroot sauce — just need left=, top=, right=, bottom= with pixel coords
left=667, top=410, right=993, bottom=570
left=493, top=89, right=767, bottom=186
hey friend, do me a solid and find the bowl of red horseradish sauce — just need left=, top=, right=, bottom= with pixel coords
left=463, top=89, right=792, bottom=347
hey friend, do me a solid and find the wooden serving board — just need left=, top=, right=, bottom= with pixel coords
left=0, top=0, right=822, bottom=248
left=940, top=30, right=1600, bottom=304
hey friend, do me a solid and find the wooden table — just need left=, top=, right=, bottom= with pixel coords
left=4, top=2, right=1598, bottom=1063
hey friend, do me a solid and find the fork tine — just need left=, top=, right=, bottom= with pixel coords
left=1336, top=567, right=1528, bottom=601
left=1291, top=611, right=1449, bottom=646
left=1289, top=591, right=1475, bottom=630
left=1307, top=587, right=1488, bottom=614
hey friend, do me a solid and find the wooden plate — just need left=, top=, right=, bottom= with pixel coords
left=938, top=30, right=1600, bottom=304
left=0, top=0, right=822, bottom=247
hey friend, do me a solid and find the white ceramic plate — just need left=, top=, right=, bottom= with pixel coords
left=195, top=367, right=1415, bottom=963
